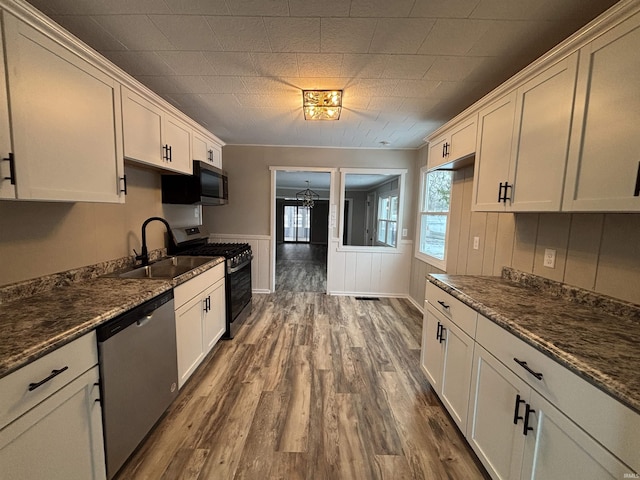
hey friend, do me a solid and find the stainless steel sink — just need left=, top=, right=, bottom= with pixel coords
left=106, top=256, right=217, bottom=279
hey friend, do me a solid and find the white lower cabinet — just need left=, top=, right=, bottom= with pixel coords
left=468, top=345, right=630, bottom=480
left=467, top=345, right=527, bottom=480
left=422, top=282, right=640, bottom=479
left=421, top=302, right=475, bottom=431
left=174, top=263, right=226, bottom=389
left=0, top=332, right=105, bottom=480
left=521, top=390, right=630, bottom=480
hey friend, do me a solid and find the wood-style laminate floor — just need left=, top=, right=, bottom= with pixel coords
left=115, top=293, right=489, bottom=480
left=276, top=243, right=327, bottom=293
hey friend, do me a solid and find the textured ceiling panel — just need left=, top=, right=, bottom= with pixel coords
left=25, top=0, right=621, bottom=149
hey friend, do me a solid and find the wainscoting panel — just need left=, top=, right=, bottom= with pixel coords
left=327, top=240, right=412, bottom=297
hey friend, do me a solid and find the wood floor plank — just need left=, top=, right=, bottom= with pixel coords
left=114, top=292, right=488, bottom=480
left=277, top=345, right=311, bottom=453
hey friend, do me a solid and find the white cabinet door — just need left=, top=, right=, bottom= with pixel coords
left=192, top=131, right=209, bottom=164
left=467, top=344, right=528, bottom=480
left=163, top=113, right=192, bottom=174
left=175, top=293, right=205, bottom=389
left=122, top=87, right=163, bottom=169
left=0, top=18, right=14, bottom=200
left=439, top=316, right=475, bottom=431
left=203, top=278, right=226, bottom=354
left=472, top=92, right=517, bottom=211
left=122, top=87, right=192, bottom=175
left=563, top=11, right=640, bottom=211
left=521, top=391, right=631, bottom=480
left=428, top=117, right=477, bottom=170
left=421, top=303, right=475, bottom=432
left=420, top=304, right=444, bottom=392
left=509, top=53, right=578, bottom=212
left=2, top=12, right=124, bottom=203
left=0, top=367, right=105, bottom=480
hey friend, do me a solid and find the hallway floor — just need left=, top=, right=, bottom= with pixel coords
left=276, top=243, right=327, bottom=293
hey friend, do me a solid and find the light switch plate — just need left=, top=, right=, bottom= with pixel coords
left=543, top=248, right=556, bottom=268
left=473, top=236, right=480, bottom=250
left=402, top=228, right=408, bottom=237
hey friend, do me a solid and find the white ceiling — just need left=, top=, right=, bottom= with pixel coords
left=27, top=0, right=619, bottom=149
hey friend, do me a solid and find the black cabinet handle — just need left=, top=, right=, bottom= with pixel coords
left=2, top=152, right=15, bottom=185
left=442, top=143, right=446, bottom=158
left=514, top=358, right=543, bottom=380
left=498, top=181, right=513, bottom=203
left=437, top=300, right=450, bottom=309
left=208, top=149, right=213, bottom=162
left=120, top=175, right=127, bottom=195
left=28, top=366, right=69, bottom=391
left=523, top=403, right=535, bottom=435
left=513, top=394, right=525, bottom=424
left=634, top=161, right=640, bottom=197
left=436, top=321, right=442, bottom=341
left=163, top=144, right=173, bottom=162
left=439, top=326, right=446, bottom=343
left=207, top=296, right=211, bottom=311
left=168, top=145, right=172, bottom=162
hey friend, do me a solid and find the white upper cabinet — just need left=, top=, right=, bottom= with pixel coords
left=563, top=9, right=640, bottom=211
left=428, top=116, right=477, bottom=170
left=509, top=53, right=578, bottom=211
left=0, top=18, right=13, bottom=200
left=193, top=130, right=223, bottom=169
left=1, top=11, right=125, bottom=203
left=473, top=53, right=578, bottom=212
left=122, top=87, right=192, bottom=175
left=472, top=91, right=517, bottom=211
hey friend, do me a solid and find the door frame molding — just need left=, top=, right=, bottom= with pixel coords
left=269, top=167, right=337, bottom=293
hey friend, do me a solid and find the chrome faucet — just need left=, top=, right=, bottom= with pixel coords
left=135, top=217, right=171, bottom=266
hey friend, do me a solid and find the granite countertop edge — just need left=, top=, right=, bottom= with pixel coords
left=427, top=275, right=639, bottom=415
left=0, top=256, right=225, bottom=380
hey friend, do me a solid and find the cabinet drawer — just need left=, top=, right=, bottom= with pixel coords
left=476, top=315, right=640, bottom=472
left=426, top=281, right=477, bottom=337
left=0, top=331, right=98, bottom=429
left=174, top=262, right=225, bottom=309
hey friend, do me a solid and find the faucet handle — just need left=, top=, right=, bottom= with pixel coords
left=133, top=248, right=142, bottom=260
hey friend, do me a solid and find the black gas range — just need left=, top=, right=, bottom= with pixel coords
left=169, top=225, right=252, bottom=339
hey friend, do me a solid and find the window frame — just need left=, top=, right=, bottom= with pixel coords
left=415, top=166, right=452, bottom=270
left=376, top=190, right=399, bottom=247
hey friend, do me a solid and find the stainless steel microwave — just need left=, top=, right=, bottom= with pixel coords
left=161, top=161, right=228, bottom=206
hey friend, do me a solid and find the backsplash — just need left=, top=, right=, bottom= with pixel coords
left=0, top=248, right=165, bottom=305
left=502, top=267, right=640, bottom=322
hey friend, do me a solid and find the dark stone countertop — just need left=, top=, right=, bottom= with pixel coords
left=0, top=256, right=225, bottom=379
left=428, top=272, right=640, bottom=415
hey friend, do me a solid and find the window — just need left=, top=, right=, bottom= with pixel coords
left=377, top=192, right=398, bottom=247
left=417, top=167, right=452, bottom=269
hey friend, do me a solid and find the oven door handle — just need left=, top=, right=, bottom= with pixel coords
left=227, top=256, right=253, bottom=274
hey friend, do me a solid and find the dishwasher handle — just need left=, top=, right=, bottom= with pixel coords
left=97, top=290, right=174, bottom=342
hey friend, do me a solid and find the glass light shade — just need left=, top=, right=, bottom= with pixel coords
left=302, top=90, right=342, bottom=120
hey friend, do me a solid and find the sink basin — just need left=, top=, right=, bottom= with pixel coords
left=107, top=256, right=218, bottom=279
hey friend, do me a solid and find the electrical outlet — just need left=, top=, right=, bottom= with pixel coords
left=543, top=248, right=556, bottom=268
left=473, top=236, right=480, bottom=250
left=402, top=228, right=408, bottom=237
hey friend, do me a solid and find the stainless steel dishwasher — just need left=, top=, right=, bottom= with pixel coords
left=97, top=289, right=178, bottom=480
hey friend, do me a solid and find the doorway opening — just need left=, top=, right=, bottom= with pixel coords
left=272, top=169, right=332, bottom=293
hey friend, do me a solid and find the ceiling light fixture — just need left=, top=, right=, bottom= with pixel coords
left=296, top=181, right=320, bottom=208
left=302, top=90, right=342, bottom=120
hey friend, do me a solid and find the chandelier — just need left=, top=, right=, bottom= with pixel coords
left=296, top=181, right=320, bottom=208
left=302, top=90, right=342, bottom=120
